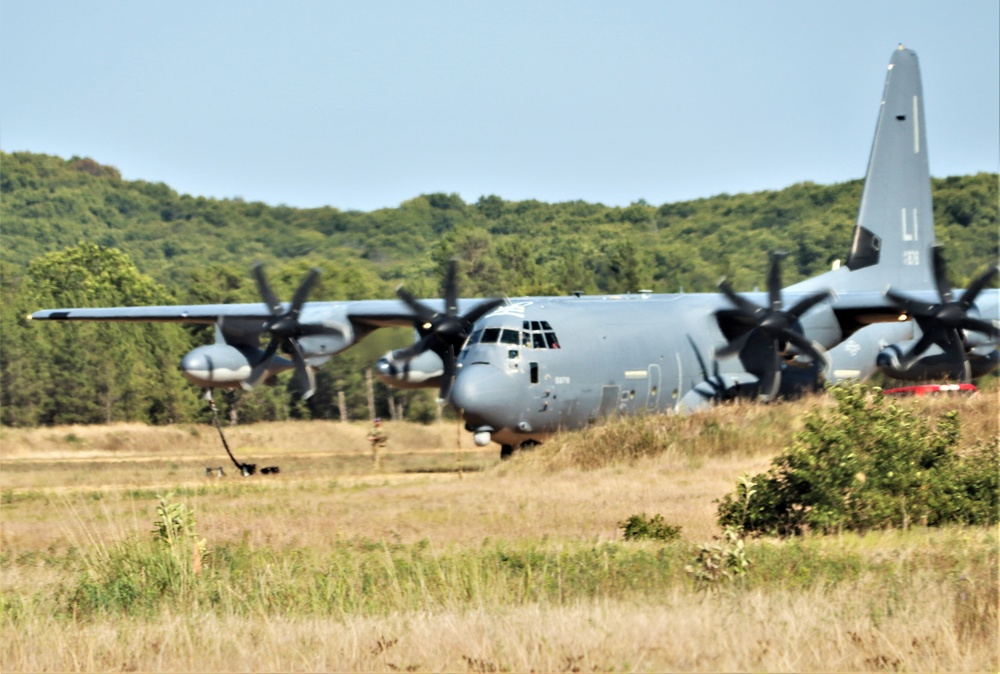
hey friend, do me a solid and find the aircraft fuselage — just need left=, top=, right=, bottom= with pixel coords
left=451, top=293, right=820, bottom=446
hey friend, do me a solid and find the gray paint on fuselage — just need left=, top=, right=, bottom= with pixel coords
left=455, top=294, right=772, bottom=444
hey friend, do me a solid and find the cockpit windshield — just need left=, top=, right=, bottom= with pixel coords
left=468, top=327, right=521, bottom=345
left=465, top=321, right=561, bottom=350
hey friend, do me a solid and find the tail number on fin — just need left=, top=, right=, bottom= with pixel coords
left=901, top=206, right=920, bottom=266
left=901, top=208, right=919, bottom=242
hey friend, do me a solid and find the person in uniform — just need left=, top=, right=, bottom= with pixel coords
left=367, top=417, right=388, bottom=470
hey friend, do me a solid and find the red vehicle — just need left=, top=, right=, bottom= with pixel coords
left=882, top=383, right=979, bottom=397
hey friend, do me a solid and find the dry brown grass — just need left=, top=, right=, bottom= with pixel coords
left=1, top=388, right=997, bottom=672
left=4, top=583, right=993, bottom=673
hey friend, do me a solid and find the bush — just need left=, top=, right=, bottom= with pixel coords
left=619, top=513, right=682, bottom=541
left=717, top=384, right=999, bottom=536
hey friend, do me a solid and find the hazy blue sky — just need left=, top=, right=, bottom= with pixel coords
left=2, top=1, right=997, bottom=212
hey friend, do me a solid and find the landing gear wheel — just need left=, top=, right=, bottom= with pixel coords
left=500, top=444, right=516, bottom=460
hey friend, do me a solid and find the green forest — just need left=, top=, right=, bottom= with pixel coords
left=1, top=151, right=996, bottom=427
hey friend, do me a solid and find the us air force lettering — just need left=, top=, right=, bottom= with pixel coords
left=29, top=47, right=1000, bottom=457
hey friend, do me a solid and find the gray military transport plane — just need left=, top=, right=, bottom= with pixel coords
left=30, top=47, right=999, bottom=457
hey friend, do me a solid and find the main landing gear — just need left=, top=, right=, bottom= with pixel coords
left=499, top=440, right=539, bottom=460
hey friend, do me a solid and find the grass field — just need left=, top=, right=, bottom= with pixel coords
left=1, top=390, right=997, bottom=672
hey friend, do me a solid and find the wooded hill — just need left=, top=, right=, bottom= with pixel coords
left=1, top=151, right=996, bottom=427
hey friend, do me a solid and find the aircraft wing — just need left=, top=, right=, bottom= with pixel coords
left=30, top=303, right=273, bottom=324
left=29, top=298, right=491, bottom=326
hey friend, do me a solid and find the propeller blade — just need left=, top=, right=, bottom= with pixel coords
left=286, top=338, right=316, bottom=399
left=756, top=349, right=781, bottom=402
left=781, top=329, right=828, bottom=366
left=288, top=268, right=321, bottom=319
left=688, top=335, right=727, bottom=399
left=959, top=316, right=1000, bottom=339
left=462, top=298, right=505, bottom=326
left=767, top=251, right=786, bottom=311
left=718, top=279, right=762, bottom=318
left=392, top=334, right=435, bottom=362
left=437, top=351, right=457, bottom=402
left=244, top=338, right=281, bottom=388
left=442, top=260, right=459, bottom=316
left=396, top=287, right=438, bottom=326
left=758, top=370, right=780, bottom=402
left=931, top=247, right=954, bottom=304
left=940, top=328, right=971, bottom=382
left=958, top=265, right=999, bottom=310
left=885, top=289, right=936, bottom=318
left=899, top=330, right=937, bottom=368
left=787, top=290, right=832, bottom=319
left=252, top=264, right=283, bottom=316
left=688, top=335, right=711, bottom=380
left=715, top=331, right=750, bottom=360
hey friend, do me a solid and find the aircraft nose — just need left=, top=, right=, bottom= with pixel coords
left=450, top=363, right=517, bottom=424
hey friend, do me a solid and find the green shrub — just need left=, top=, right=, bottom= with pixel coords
left=619, top=513, right=682, bottom=541
left=717, top=384, right=999, bottom=536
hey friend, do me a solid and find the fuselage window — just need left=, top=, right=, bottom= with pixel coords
left=544, top=332, right=559, bottom=348
left=533, top=333, right=546, bottom=348
left=481, top=328, right=501, bottom=344
left=467, top=329, right=483, bottom=346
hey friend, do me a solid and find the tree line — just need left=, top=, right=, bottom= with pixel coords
left=0, top=151, right=996, bottom=427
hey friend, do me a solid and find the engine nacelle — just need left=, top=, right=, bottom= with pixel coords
left=180, top=344, right=253, bottom=388
left=374, top=348, right=444, bottom=389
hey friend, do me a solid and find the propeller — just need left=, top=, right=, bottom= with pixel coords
left=884, top=247, right=999, bottom=382
left=394, top=260, right=504, bottom=401
left=716, top=251, right=830, bottom=401
left=244, top=264, right=326, bottom=399
left=687, top=334, right=731, bottom=402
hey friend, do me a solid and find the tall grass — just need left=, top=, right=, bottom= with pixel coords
left=3, top=527, right=996, bottom=672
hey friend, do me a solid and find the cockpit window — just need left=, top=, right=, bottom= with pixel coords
left=500, top=329, right=520, bottom=345
left=519, top=321, right=562, bottom=349
left=468, top=322, right=562, bottom=351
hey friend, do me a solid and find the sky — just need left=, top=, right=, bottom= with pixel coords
left=2, top=1, right=998, bottom=212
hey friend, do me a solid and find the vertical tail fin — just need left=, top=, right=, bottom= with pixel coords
left=844, top=45, right=936, bottom=291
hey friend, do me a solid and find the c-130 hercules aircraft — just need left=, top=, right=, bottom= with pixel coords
left=30, top=46, right=999, bottom=457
